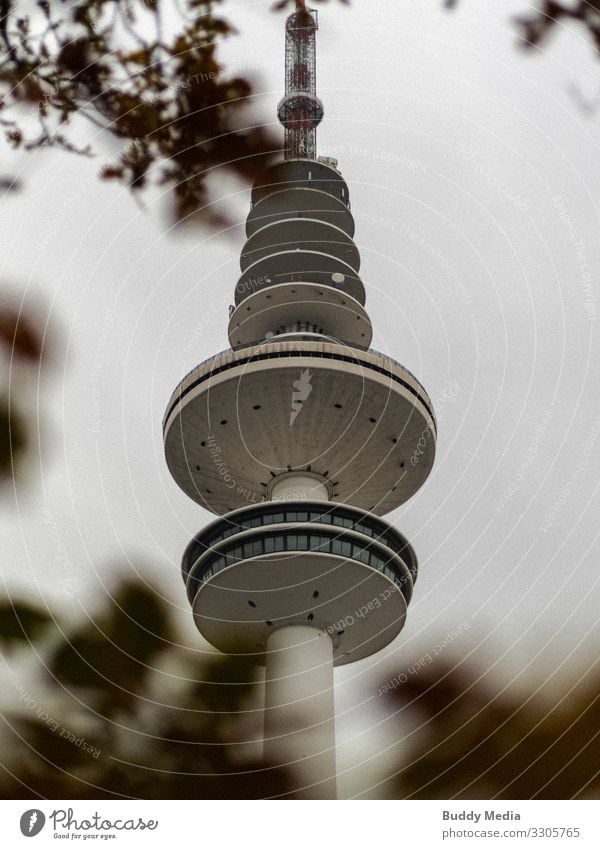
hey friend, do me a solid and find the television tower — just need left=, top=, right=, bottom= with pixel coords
left=163, top=2, right=436, bottom=799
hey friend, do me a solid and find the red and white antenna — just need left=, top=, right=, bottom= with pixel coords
left=277, top=2, right=324, bottom=159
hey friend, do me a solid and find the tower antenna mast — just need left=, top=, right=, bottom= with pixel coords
left=277, top=1, right=324, bottom=159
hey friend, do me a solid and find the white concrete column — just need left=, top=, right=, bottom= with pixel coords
left=264, top=625, right=337, bottom=799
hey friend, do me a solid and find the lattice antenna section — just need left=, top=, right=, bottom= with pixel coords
left=277, top=6, right=324, bottom=159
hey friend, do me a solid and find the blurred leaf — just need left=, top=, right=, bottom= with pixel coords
left=0, top=600, right=52, bottom=648
left=5, top=716, right=100, bottom=770
left=515, top=2, right=600, bottom=53
left=0, top=401, right=28, bottom=481
left=48, top=580, right=174, bottom=714
left=0, top=308, right=44, bottom=362
left=0, top=177, right=20, bottom=191
left=191, top=654, right=258, bottom=713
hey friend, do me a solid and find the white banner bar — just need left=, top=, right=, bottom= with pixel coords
left=1, top=800, right=599, bottom=847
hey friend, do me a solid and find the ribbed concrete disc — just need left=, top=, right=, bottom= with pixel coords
left=191, top=553, right=407, bottom=665
left=228, top=282, right=372, bottom=348
left=246, top=187, right=355, bottom=238
left=241, top=219, right=360, bottom=273
left=164, top=340, right=436, bottom=516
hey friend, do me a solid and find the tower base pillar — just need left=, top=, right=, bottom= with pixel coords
left=264, top=624, right=337, bottom=799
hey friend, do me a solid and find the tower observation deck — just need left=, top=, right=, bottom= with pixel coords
left=163, top=3, right=436, bottom=800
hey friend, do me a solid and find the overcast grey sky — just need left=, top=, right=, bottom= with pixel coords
left=2, top=0, right=599, bottom=797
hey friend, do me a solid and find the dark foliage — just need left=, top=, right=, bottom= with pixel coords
left=0, top=301, right=48, bottom=480
left=0, top=600, right=53, bottom=649
left=0, top=578, right=291, bottom=799
left=382, top=659, right=600, bottom=799
left=516, top=1, right=600, bottom=53
left=0, top=0, right=343, bottom=225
